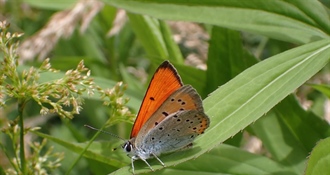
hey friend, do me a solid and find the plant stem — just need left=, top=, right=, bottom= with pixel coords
left=65, top=124, right=105, bottom=175
left=65, top=106, right=120, bottom=174
left=18, top=99, right=26, bottom=174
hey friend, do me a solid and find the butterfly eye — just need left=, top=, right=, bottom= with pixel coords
left=123, top=142, right=132, bottom=152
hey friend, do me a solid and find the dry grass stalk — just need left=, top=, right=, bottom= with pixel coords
left=18, top=0, right=104, bottom=61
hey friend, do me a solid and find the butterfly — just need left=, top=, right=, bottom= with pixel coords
left=122, top=61, right=210, bottom=174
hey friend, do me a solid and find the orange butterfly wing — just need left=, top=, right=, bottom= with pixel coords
left=130, top=61, right=183, bottom=138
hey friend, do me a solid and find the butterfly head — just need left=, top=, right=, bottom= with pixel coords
left=122, top=138, right=137, bottom=157
left=123, top=141, right=133, bottom=152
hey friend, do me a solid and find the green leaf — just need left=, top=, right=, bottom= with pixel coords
left=127, top=13, right=183, bottom=63
left=252, top=95, right=330, bottom=173
left=274, top=95, right=330, bottom=150
left=310, top=84, right=330, bottom=99
left=287, top=0, right=330, bottom=33
left=252, top=111, right=306, bottom=174
left=305, top=137, right=330, bottom=175
left=33, top=131, right=127, bottom=168
left=206, top=26, right=258, bottom=94
left=174, top=63, right=206, bottom=97
left=158, top=20, right=184, bottom=64
left=204, top=39, right=330, bottom=146
left=23, top=0, right=77, bottom=10
left=157, top=144, right=294, bottom=175
left=119, top=63, right=144, bottom=93
left=110, top=38, right=330, bottom=174
left=127, top=13, right=167, bottom=59
left=104, top=0, right=330, bottom=44
left=205, top=27, right=258, bottom=145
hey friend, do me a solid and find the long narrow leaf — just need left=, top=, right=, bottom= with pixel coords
left=33, top=131, right=127, bottom=168
left=157, top=144, right=294, bottom=175
left=104, top=0, right=330, bottom=44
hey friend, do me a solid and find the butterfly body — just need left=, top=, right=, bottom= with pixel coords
left=123, top=61, right=209, bottom=174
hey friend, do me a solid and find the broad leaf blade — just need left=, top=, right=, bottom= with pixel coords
left=104, top=0, right=330, bottom=44
left=157, top=144, right=294, bottom=175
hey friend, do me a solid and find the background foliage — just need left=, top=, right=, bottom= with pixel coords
left=1, top=0, right=330, bottom=174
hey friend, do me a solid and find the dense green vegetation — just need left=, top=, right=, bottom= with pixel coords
left=1, top=0, right=330, bottom=174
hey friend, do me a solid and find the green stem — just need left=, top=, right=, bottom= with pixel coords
left=65, top=124, right=105, bottom=175
left=0, top=143, right=20, bottom=172
left=18, top=99, right=26, bottom=175
left=65, top=107, right=120, bottom=174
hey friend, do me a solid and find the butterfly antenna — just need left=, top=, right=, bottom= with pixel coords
left=84, top=124, right=126, bottom=142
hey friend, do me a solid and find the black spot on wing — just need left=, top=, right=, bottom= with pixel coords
left=162, top=111, right=169, bottom=116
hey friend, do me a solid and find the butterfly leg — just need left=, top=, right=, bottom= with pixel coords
left=130, top=156, right=155, bottom=174
left=140, top=158, right=155, bottom=172
left=131, top=157, right=136, bottom=175
left=152, top=153, right=166, bottom=167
